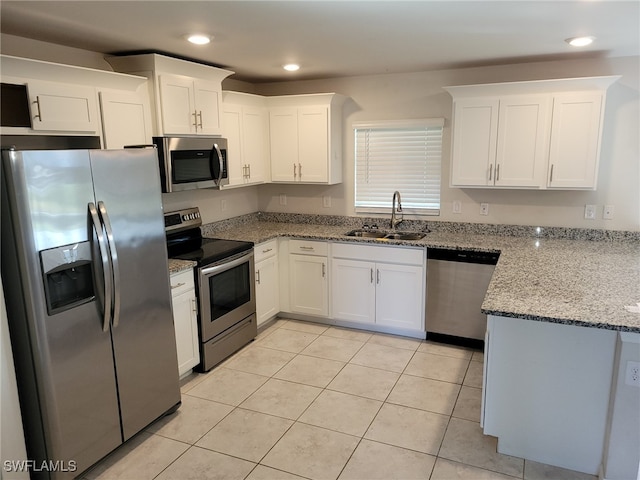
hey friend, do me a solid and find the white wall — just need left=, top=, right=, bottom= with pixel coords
left=256, top=56, right=640, bottom=231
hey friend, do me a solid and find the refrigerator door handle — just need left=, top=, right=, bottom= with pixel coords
left=98, top=201, right=121, bottom=328
left=89, top=202, right=113, bottom=332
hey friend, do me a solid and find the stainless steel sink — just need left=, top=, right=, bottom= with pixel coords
left=344, top=230, right=426, bottom=240
left=344, top=229, right=387, bottom=238
left=384, top=232, right=426, bottom=240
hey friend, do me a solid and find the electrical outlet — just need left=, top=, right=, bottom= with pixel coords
left=625, top=361, right=640, bottom=387
left=480, top=203, right=489, bottom=216
left=323, top=195, right=332, bottom=208
left=453, top=201, right=462, bottom=214
left=584, top=204, right=596, bottom=220
left=603, top=205, right=614, bottom=220
left=279, top=194, right=287, bottom=206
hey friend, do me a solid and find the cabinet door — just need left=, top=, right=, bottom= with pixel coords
left=547, top=93, right=603, bottom=189
left=270, top=108, right=298, bottom=181
left=289, top=254, right=328, bottom=316
left=297, top=106, right=329, bottom=183
left=27, top=80, right=100, bottom=133
left=159, top=74, right=196, bottom=135
left=256, top=256, right=280, bottom=326
left=375, top=263, right=424, bottom=330
left=450, top=98, right=499, bottom=186
left=495, top=96, right=550, bottom=187
left=193, top=79, right=222, bottom=135
left=172, top=290, right=200, bottom=376
left=331, top=258, right=376, bottom=324
left=221, top=104, right=245, bottom=186
left=100, top=90, right=152, bottom=149
left=242, top=106, right=268, bottom=184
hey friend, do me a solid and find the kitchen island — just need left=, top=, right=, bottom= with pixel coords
left=201, top=213, right=639, bottom=478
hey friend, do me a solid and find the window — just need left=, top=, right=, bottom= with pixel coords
left=354, top=119, right=444, bottom=216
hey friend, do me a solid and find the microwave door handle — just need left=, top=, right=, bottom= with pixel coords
left=212, top=143, right=224, bottom=186
left=89, top=202, right=112, bottom=332
left=98, top=201, right=121, bottom=329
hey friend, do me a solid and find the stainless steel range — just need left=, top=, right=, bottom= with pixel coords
left=165, top=207, right=256, bottom=372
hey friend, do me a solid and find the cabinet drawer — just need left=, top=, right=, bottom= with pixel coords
left=170, top=269, right=195, bottom=297
left=332, top=242, right=424, bottom=265
left=289, top=239, right=328, bottom=256
left=254, top=239, right=278, bottom=262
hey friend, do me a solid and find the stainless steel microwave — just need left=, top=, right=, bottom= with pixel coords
left=152, top=136, right=228, bottom=192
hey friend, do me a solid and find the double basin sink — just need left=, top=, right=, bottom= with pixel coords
left=344, top=229, right=427, bottom=241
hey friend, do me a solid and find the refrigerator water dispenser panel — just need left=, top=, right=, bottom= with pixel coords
left=40, top=241, right=95, bottom=315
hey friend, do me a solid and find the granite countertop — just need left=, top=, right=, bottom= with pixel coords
left=168, top=258, right=197, bottom=275
left=204, top=218, right=640, bottom=333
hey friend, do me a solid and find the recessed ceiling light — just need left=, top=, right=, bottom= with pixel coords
left=283, top=64, right=300, bottom=72
left=565, top=36, right=595, bottom=47
left=186, top=34, right=211, bottom=45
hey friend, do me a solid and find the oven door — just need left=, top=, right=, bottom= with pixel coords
left=198, top=250, right=256, bottom=343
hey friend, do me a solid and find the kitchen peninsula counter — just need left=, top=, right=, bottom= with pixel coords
left=202, top=215, right=640, bottom=333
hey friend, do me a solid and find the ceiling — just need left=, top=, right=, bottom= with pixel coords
left=1, top=1, right=638, bottom=83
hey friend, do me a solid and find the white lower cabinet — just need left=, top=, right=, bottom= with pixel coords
left=288, top=240, right=328, bottom=317
left=170, top=269, right=199, bottom=377
left=254, top=239, right=279, bottom=326
left=331, top=243, right=425, bottom=333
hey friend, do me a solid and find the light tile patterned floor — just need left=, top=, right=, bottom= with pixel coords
left=84, top=318, right=597, bottom=480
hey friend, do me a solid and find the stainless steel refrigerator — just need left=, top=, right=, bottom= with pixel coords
left=1, top=147, right=181, bottom=479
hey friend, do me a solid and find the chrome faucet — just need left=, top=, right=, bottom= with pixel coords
left=390, top=191, right=403, bottom=229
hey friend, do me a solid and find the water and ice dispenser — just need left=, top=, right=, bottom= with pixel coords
left=40, top=241, right=95, bottom=315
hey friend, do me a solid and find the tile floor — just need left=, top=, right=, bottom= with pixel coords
left=84, top=318, right=597, bottom=480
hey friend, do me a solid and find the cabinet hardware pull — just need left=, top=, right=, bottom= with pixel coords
left=370, top=268, right=374, bottom=283
left=488, top=164, right=493, bottom=182
left=299, top=246, right=314, bottom=251
left=299, top=163, right=302, bottom=179
left=293, top=163, right=297, bottom=178
left=262, top=248, right=273, bottom=254
left=256, top=270, right=261, bottom=284
left=376, top=269, right=380, bottom=284
left=191, top=298, right=198, bottom=314
left=171, top=282, right=186, bottom=289
left=192, top=111, right=198, bottom=129
left=33, top=96, right=42, bottom=121
left=197, top=111, right=203, bottom=129
left=322, top=263, right=326, bottom=278
left=248, top=164, right=251, bottom=178
left=496, top=164, right=500, bottom=181
left=549, top=164, right=554, bottom=183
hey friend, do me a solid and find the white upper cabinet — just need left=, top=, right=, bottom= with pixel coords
left=222, top=91, right=269, bottom=187
left=99, top=90, right=153, bottom=148
left=445, top=76, right=619, bottom=190
left=267, top=93, right=346, bottom=184
left=1, top=54, right=152, bottom=144
left=26, top=80, right=100, bottom=133
left=547, top=92, right=603, bottom=189
left=107, top=53, right=234, bottom=137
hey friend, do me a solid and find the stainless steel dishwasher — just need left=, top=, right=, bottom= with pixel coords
left=426, top=248, right=499, bottom=348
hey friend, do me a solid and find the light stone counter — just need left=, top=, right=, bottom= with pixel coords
left=168, top=258, right=196, bottom=275
left=202, top=215, right=640, bottom=333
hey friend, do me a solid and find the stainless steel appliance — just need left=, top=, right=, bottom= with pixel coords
left=152, top=136, right=228, bottom=192
left=426, top=248, right=499, bottom=349
left=1, top=147, right=181, bottom=479
left=165, top=207, right=256, bottom=372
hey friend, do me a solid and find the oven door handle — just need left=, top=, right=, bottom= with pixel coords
left=200, top=251, right=254, bottom=277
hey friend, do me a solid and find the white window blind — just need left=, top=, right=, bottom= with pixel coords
left=354, top=119, right=444, bottom=215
